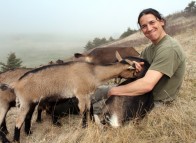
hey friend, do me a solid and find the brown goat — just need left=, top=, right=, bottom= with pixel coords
left=73, top=46, right=140, bottom=64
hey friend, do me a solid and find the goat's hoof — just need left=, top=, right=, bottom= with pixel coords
left=25, top=130, right=32, bottom=135
left=53, top=121, right=62, bottom=127
left=2, top=140, right=10, bottom=143
left=12, top=140, right=20, bottom=143
left=0, top=135, right=10, bottom=143
left=1, top=129, right=9, bottom=135
left=82, top=124, right=88, bottom=128
left=36, top=119, right=42, bottom=123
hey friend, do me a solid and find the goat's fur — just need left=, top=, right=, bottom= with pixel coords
left=73, top=47, right=140, bottom=64
left=10, top=52, right=137, bottom=142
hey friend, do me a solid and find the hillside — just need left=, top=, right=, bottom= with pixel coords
left=4, top=13, right=196, bottom=143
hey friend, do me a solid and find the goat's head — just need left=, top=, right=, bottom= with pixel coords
left=115, top=51, right=137, bottom=79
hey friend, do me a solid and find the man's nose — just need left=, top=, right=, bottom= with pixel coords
left=146, top=24, right=153, bottom=31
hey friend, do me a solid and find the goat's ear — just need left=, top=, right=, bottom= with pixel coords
left=0, top=84, right=8, bottom=91
left=74, top=53, right=83, bottom=58
left=116, top=51, right=123, bottom=62
left=125, top=59, right=134, bottom=65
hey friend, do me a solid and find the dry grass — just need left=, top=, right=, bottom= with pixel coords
left=5, top=17, right=196, bottom=143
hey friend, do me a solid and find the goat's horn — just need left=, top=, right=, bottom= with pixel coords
left=126, top=59, right=135, bottom=70
left=125, top=59, right=134, bottom=65
left=129, top=66, right=135, bottom=70
left=116, top=51, right=123, bottom=62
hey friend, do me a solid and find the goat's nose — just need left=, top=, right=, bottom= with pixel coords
left=129, top=66, right=135, bottom=70
left=101, top=119, right=107, bottom=125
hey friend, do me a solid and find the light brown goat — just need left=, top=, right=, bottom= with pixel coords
left=9, top=52, right=136, bottom=142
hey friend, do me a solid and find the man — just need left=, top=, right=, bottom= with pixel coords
left=108, top=8, right=186, bottom=103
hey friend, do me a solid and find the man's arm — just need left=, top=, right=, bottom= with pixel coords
left=108, top=70, right=163, bottom=96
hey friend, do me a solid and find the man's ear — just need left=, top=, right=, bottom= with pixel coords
left=160, top=19, right=165, bottom=27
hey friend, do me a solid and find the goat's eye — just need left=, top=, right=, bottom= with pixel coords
left=104, top=113, right=110, bottom=121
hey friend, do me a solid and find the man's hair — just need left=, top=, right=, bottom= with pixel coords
left=137, top=8, right=166, bottom=29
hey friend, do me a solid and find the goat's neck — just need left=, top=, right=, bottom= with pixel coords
left=94, top=63, right=128, bottom=83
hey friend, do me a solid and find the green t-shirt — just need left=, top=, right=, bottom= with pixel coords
left=141, top=35, right=186, bottom=102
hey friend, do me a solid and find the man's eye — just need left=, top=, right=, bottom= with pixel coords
left=141, top=25, right=147, bottom=29
left=149, top=21, right=156, bottom=25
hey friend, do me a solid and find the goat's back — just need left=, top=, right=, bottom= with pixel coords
left=14, top=62, right=98, bottom=101
left=74, top=47, right=140, bottom=64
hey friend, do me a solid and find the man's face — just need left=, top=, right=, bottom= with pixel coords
left=139, top=14, right=165, bottom=44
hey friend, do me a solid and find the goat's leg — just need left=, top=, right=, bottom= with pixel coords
left=0, top=106, right=10, bottom=143
left=36, top=105, right=43, bottom=123
left=77, top=97, right=88, bottom=128
left=24, top=103, right=36, bottom=135
left=13, top=102, right=30, bottom=142
left=0, top=104, right=9, bottom=135
left=1, top=119, right=8, bottom=135
left=51, top=105, right=61, bottom=126
left=82, top=107, right=88, bottom=128
left=0, top=131, right=10, bottom=143
left=90, top=102, right=94, bottom=122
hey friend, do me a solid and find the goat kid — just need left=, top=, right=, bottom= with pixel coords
left=94, top=57, right=154, bottom=128
left=36, top=97, right=79, bottom=126
left=9, top=52, right=136, bottom=142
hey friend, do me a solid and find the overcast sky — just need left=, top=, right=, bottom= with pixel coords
left=0, top=0, right=192, bottom=39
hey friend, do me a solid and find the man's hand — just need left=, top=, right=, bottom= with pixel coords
left=133, top=61, right=144, bottom=73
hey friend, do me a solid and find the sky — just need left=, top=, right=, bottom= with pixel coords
left=0, top=0, right=192, bottom=39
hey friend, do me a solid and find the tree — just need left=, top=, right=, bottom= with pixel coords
left=84, top=37, right=109, bottom=51
left=184, top=1, right=196, bottom=13
left=0, top=52, right=23, bottom=72
left=84, top=41, right=94, bottom=51
left=108, top=36, right=115, bottom=42
left=119, top=27, right=137, bottom=39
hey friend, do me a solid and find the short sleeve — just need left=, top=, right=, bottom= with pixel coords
left=149, top=48, right=180, bottom=78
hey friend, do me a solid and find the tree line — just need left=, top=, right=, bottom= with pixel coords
left=84, top=28, right=137, bottom=51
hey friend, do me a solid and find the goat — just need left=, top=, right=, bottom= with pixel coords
left=0, top=68, right=31, bottom=143
left=94, top=56, right=154, bottom=128
left=8, top=52, right=138, bottom=142
left=36, top=97, right=79, bottom=126
left=74, top=46, right=140, bottom=64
